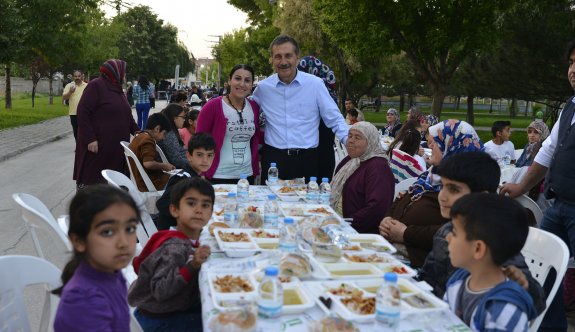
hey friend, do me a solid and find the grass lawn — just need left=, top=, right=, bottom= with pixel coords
left=0, top=94, right=67, bottom=130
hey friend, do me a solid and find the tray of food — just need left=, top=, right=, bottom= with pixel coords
left=238, top=205, right=264, bottom=228
left=214, top=229, right=259, bottom=257
left=279, top=203, right=340, bottom=218
left=346, top=234, right=397, bottom=254
left=340, top=253, right=416, bottom=278
left=213, top=184, right=235, bottom=195
left=281, top=282, right=316, bottom=314
left=209, top=273, right=257, bottom=298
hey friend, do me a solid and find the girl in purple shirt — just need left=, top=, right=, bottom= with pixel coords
left=53, top=185, right=141, bottom=332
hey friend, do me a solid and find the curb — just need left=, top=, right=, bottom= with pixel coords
left=0, top=130, right=72, bottom=162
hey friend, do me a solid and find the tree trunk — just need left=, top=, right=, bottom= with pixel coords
left=408, top=94, right=414, bottom=109
left=32, top=74, right=40, bottom=108
left=455, top=96, right=461, bottom=111
left=510, top=97, right=517, bottom=117
left=49, top=70, right=54, bottom=105
left=4, top=64, right=12, bottom=109
left=399, top=94, right=405, bottom=113
left=466, top=95, right=475, bottom=125
left=430, top=89, right=447, bottom=118
left=489, top=98, right=493, bottom=113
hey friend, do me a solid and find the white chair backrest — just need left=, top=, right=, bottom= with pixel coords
left=101, top=170, right=158, bottom=247
left=334, top=138, right=348, bottom=166
left=515, top=148, right=524, bottom=160
left=120, top=141, right=159, bottom=193
left=522, top=227, right=569, bottom=331
left=515, top=194, right=544, bottom=225
left=0, top=255, right=61, bottom=332
left=156, top=144, right=169, bottom=163
left=12, top=193, right=72, bottom=259
left=394, top=177, right=417, bottom=199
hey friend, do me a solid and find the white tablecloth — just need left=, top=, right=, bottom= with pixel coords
left=199, top=185, right=470, bottom=331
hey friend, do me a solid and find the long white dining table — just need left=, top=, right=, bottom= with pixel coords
left=198, top=184, right=471, bottom=331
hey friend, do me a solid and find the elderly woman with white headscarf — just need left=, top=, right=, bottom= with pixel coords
left=331, top=122, right=395, bottom=234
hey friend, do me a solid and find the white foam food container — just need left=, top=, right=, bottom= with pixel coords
left=208, top=272, right=257, bottom=299
left=281, top=282, right=316, bottom=315
left=341, top=252, right=416, bottom=278
left=346, top=234, right=397, bottom=254
left=214, top=228, right=259, bottom=257
left=319, top=262, right=383, bottom=280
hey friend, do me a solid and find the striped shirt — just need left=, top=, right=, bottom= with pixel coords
left=132, top=84, right=154, bottom=105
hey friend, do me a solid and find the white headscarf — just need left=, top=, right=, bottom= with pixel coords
left=330, top=122, right=387, bottom=211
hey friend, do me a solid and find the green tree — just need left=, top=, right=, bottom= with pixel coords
left=313, top=0, right=510, bottom=117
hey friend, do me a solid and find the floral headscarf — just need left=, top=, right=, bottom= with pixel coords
left=298, top=56, right=337, bottom=103
left=527, top=120, right=550, bottom=141
left=408, top=119, right=484, bottom=201
left=424, top=114, right=439, bottom=126
left=99, top=59, right=126, bottom=88
left=521, top=120, right=550, bottom=164
left=331, top=122, right=387, bottom=210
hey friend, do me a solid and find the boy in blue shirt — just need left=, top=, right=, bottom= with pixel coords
left=444, top=193, right=537, bottom=331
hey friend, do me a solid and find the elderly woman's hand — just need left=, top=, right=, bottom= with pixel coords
left=379, top=217, right=407, bottom=243
left=87, top=141, right=98, bottom=154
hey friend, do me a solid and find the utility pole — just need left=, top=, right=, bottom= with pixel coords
left=208, top=35, right=222, bottom=90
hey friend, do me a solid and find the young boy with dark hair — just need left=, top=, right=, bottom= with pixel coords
left=129, top=177, right=214, bottom=331
left=444, top=193, right=537, bottom=331
left=155, top=132, right=216, bottom=230
left=484, top=120, right=516, bottom=164
left=128, top=112, right=175, bottom=191
left=418, top=152, right=545, bottom=313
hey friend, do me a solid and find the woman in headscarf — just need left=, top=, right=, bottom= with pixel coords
left=331, top=122, right=395, bottom=234
left=379, top=119, right=484, bottom=267
left=384, top=108, right=402, bottom=137
left=73, top=59, right=139, bottom=189
left=420, top=114, right=439, bottom=148
left=297, top=56, right=338, bottom=180
left=515, top=120, right=550, bottom=167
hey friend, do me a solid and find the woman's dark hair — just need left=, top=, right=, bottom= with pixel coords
left=161, top=103, right=185, bottom=145
left=52, top=184, right=140, bottom=296
left=387, top=120, right=421, bottom=157
left=228, top=64, right=255, bottom=84
left=182, top=109, right=200, bottom=130
left=137, top=76, right=149, bottom=90
left=174, top=90, right=188, bottom=103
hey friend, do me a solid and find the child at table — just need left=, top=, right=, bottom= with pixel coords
left=129, top=177, right=214, bottom=331
left=156, top=132, right=216, bottom=230
left=444, top=193, right=537, bottom=331
left=418, top=152, right=545, bottom=312
left=53, top=184, right=140, bottom=331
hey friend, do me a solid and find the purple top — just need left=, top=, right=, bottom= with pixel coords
left=54, top=261, right=130, bottom=332
left=334, top=156, right=395, bottom=234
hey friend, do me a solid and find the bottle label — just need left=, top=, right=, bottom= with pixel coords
left=279, top=243, right=297, bottom=252
left=375, top=309, right=400, bottom=327
left=264, top=214, right=278, bottom=228
left=258, top=303, right=282, bottom=319
left=268, top=175, right=278, bottom=184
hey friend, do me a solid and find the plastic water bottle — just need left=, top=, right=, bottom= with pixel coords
left=258, top=266, right=283, bottom=322
left=279, top=218, right=297, bottom=253
left=237, top=174, right=249, bottom=204
left=503, top=154, right=511, bottom=166
left=375, top=272, right=401, bottom=330
left=224, top=193, right=238, bottom=228
left=268, top=162, right=279, bottom=184
left=319, top=177, right=331, bottom=205
left=264, top=194, right=279, bottom=228
left=306, top=177, right=319, bottom=203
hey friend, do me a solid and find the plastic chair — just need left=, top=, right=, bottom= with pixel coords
left=156, top=144, right=169, bottom=163
left=101, top=169, right=158, bottom=247
left=12, top=193, right=72, bottom=259
left=521, top=227, right=569, bottom=331
left=121, top=141, right=164, bottom=194
left=515, top=148, right=524, bottom=160
left=334, top=138, right=348, bottom=165
left=515, top=194, right=544, bottom=225
left=0, top=255, right=61, bottom=332
left=394, top=177, right=417, bottom=199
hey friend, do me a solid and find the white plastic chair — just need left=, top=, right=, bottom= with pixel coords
left=521, top=227, right=569, bottom=331
left=394, top=177, right=417, bottom=199
left=515, top=194, right=544, bottom=225
left=0, top=255, right=61, bottom=332
left=101, top=169, right=158, bottom=247
left=12, top=193, right=72, bottom=259
left=334, top=138, right=348, bottom=166
left=156, top=144, right=168, bottom=163
left=515, top=148, right=524, bottom=160
left=121, top=141, right=164, bottom=195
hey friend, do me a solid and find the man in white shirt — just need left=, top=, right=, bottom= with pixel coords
left=252, top=35, right=349, bottom=181
left=62, top=70, right=88, bottom=142
left=484, top=120, right=516, bottom=163
left=500, top=39, right=575, bottom=331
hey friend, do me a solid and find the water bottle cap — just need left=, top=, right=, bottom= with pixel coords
left=310, top=176, right=317, bottom=181
left=322, top=177, right=329, bottom=182
left=240, top=174, right=247, bottom=179
left=270, top=162, right=276, bottom=167
left=284, top=217, right=294, bottom=224
left=264, top=266, right=279, bottom=276
left=227, top=192, right=236, bottom=197
left=384, top=272, right=398, bottom=282
left=267, top=194, right=277, bottom=200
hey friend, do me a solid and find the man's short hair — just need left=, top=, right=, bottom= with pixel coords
left=345, top=99, right=355, bottom=106
left=169, top=177, right=215, bottom=208
left=450, top=193, right=529, bottom=266
left=491, top=120, right=511, bottom=137
left=187, top=132, right=216, bottom=154
left=269, top=35, right=300, bottom=56
left=437, top=152, right=500, bottom=193
left=145, top=113, right=171, bottom=132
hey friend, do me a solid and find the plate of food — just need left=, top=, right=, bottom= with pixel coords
left=213, top=184, right=235, bottom=195
left=330, top=290, right=376, bottom=322
left=238, top=206, right=264, bottom=229
left=209, top=273, right=257, bottom=297
left=214, top=229, right=259, bottom=257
